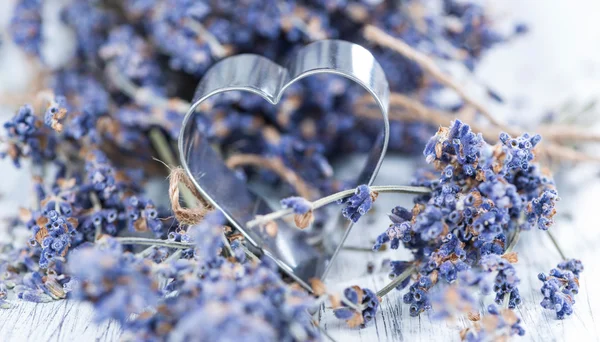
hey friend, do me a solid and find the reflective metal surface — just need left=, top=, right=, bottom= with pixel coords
left=178, top=40, right=390, bottom=290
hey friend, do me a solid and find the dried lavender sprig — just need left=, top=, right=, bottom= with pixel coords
left=377, top=264, right=416, bottom=298
left=165, top=250, right=183, bottom=263
left=339, top=294, right=365, bottom=314
left=116, top=237, right=193, bottom=249
left=236, top=241, right=261, bottom=264
left=182, top=18, right=226, bottom=58
left=342, top=246, right=376, bottom=252
left=247, top=185, right=431, bottom=228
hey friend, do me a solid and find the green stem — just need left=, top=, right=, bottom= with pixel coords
left=341, top=245, right=375, bottom=252
left=546, top=230, right=567, bottom=260
left=148, top=128, right=178, bottom=166
left=136, top=245, right=157, bottom=257
left=503, top=293, right=510, bottom=310
left=165, top=250, right=183, bottom=263
left=505, top=228, right=521, bottom=253
left=377, top=264, right=416, bottom=298
left=247, top=185, right=431, bottom=228
left=237, top=243, right=261, bottom=263
left=339, top=294, right=364, bottom=313
left=116, top=237, right=193, bottom=249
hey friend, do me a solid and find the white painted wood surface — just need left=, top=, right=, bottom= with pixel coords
left=2, top=1, right=600, bottom=341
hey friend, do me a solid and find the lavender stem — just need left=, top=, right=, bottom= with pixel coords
left=247, top=185, right=430, bottom=228
left=377, top=264, right=416, bottom=298
left=116, top=237, right=193, bottom=249
left=546, top=230, right=567, bottom=260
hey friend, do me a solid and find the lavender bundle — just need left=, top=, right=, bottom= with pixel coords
left=0, top=0, right=593, bottom=341
left=274, top=120, right=584, bottom=337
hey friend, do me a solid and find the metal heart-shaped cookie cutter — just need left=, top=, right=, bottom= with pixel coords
left=179, top=40, right=389, bottom=290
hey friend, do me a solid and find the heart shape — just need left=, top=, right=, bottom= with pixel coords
left=178, top=40, right=390, bottom=289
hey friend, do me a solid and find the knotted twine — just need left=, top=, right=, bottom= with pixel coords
left=168, top=167, right=212, bottom=225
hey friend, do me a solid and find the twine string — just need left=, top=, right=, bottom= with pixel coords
left=168, top=167, right=211, bottom=226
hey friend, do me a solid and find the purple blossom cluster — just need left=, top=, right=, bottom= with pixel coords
left=338, top=184, right=377, bottom=223
left=460, top=304, right=526, bottom=340
left=124, top=196, right=162, bottom=236
left=68, top=238, right=159, bottom=323
left=281, top=196, right=313, bottom=214
left=0, top=132, right=168, bottom=309
left=10, top=0, right=42, bottom=56
left=333, top=286, right=380, bottom=328
left=2, top=105, right=55, bottom=167
left=538, top=259, right=584, bottom=319
left=431, top=273, right=525, bottom=339
left=480, top=254, right=521, bottom=308
left=404, top=275, right=435, bottom=316
left=8, top=0, right=518, bottom=198
left=68, top=229, right=317, bottom=341
left=370, top=120, right=563, bottom=331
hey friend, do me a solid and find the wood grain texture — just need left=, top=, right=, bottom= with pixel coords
left=0, top=300, right=120, bottom=341
left=0, top=157, right=598, bottom=341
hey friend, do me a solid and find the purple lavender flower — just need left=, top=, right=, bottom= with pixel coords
left=30, top=208, right=78, bottom=269
left=374, top=206, right=413, bottom=250
left=124, top=196, right=163, bottom=236
left=280, top=196, right=312, bottom=214
left=61, top=0, right=116, bottom=59
left=375, top=121, right=559, bottom=318
left=499, top=132, right=541, bottom=171
left=68, top=237, right=160, bottom=323
left=43, top=96, right=68, bottom=132
left=538, top=260, right=583, bottom=319
left=480, top=254, right=521, bottom=308
left=423, top=120, right=483, bottom=174
left=191, top=211, right=226, bottom=265
left=334, top=286, right=380, bottom=327
left=442, top=0, right=506, bottom=69
left=338, top=184, right=376, bottom=222
left=557, top=258, right=584, bottom=277
left=526, top=188, right=559, bottom=230
left=430, top=284, right=477, bottom=320
left=10, top=0, right=43, bottom=56
left=100, top=26, right=163, bottom=88
left=80, top=209, right=118, bottom=237
left=464, top=304, right=525, bottom=338
left=2, top=105, right=55, bottom=166
left=403, top=275, right=435, bottom=317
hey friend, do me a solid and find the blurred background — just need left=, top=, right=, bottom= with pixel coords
left=3, top=0, right=599, bottom=229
